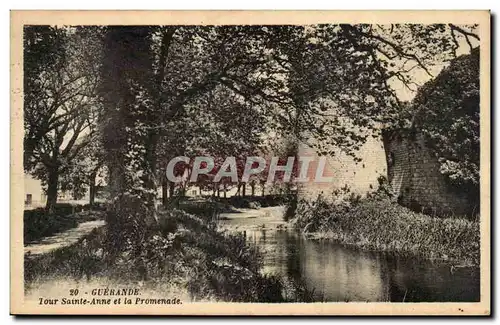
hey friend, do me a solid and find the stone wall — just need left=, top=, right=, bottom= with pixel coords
left=296, top=125, right=476, bottom=217
left=298, top=136, right=387, bottom=201
left=382, top=131, right=473, bottom=216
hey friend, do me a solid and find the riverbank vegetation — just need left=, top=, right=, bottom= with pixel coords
left=290, top=193, right=480, bottom=267
left=25, top=208, right=284, bottom=302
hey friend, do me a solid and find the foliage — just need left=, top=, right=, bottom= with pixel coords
left=231, top=24, right=479, bottom=157
left=23, top=25, right=66, bottom=166
left=412, top=48, right=480, bottom=199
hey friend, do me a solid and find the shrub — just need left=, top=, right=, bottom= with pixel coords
left=177, top=200, right=219, bottom=223
left=24, top=209, right=78, bottom=244
left=24, top=203, right=105, bottom=244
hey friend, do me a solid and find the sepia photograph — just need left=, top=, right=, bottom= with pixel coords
left=10, top=10, right=491, bottom=315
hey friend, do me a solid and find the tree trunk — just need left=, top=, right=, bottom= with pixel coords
left=162, top=175, right=168, bottom=206
left=45, top=167, right=59, bottom=213
left=168, top=181, right=175, bottom=198
left=261, top=184, right=265, bottom=196
left=251, top=183, right=255, bottom=196
left=100, top=27, right=158, bottom=280
left=89, top=171, right=97, bottom=208
left=143, top=131, right=160, bottom=222
left=223, top=183, right=227, bottom=198
left=242, top=183, right=246, bottom=197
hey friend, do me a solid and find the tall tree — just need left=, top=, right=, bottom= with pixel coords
left=100, top=26, right=158, bottom=259
left=24, top=26, right=100, bottom=212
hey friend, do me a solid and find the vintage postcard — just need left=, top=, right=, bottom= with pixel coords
left=10, top=10, right=491, bottom=315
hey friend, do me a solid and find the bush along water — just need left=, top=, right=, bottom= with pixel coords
left=289, top=184, right=479, bottom=267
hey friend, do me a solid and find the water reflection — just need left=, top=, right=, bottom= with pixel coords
left=246, top=229, right=479, bottom=302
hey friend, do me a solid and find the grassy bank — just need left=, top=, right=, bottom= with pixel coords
left=290, top=197, right=479, bottom=267
left=25, top=208, right=284, bottom=302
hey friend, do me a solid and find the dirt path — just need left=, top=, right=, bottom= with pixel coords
left=24, top=220, right=106, bottom=256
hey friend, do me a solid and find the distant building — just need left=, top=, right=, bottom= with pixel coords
left=24, top=173, right=91, bottom=208
left=24, top=174, right=45, bottom=208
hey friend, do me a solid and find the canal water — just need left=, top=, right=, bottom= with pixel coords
left=220, top=206, right=480, bottom=302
